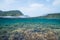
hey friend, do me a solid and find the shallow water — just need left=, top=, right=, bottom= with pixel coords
left=0, top=18, right=60, bottom=40
left=0, top=18, right=60, bottom=24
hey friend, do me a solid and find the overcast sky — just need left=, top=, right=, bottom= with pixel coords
left=0, top=0, right=60, bottom=17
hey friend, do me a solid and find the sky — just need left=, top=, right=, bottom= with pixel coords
left=0, top=0, right=60, bottom=17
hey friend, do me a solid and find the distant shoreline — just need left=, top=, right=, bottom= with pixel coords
left=0, top=16, right=29, bottom=18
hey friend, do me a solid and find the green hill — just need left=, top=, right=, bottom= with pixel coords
left=45, top=13, right=60, bottom=19
left=31, top=13, right=60, bottom=19
left=0, top=10, right=23, bottom=16
left=0, top=10, right=60, bottom=19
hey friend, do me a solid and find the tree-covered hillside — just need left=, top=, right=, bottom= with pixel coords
left=30, top=13, right=60, bottom=19
left=0, top=10, right=23, bottom=16
left=0, top=10, right=60, bottom=19
left=45, top=13, right=60, bottom=19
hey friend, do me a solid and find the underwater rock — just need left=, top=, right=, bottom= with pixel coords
left=9, top=28, right=58, bottom=40
left=0, top=35, right=9, bottom=40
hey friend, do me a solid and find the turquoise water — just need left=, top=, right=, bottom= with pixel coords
left=0, top=18, right=60, bottom=25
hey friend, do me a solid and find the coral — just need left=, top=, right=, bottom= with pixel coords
left=9, top=28, right=58, bottom=40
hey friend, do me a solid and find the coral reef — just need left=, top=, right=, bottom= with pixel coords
left=8, top=28, right=58, bottom=40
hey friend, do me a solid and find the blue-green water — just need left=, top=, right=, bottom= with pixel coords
left=0, top=18, right=60, bottom=25
left=0, top=18, right=60, bottom=40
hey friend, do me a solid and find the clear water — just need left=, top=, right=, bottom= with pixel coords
left=0, top=18, right=60, bottom=25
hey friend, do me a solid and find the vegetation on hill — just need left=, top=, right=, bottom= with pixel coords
left=30, top=13, right=60, bottom=19
left=0, top=10, right=60, bottom=19
left=45, top=13, right=60, bottom=19
left=0, top=10, right=23, bottom=16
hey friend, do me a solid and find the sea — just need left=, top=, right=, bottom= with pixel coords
left=0, top=18, right=60, bottom=25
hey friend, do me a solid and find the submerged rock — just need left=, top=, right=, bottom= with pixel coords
left=9, top=28, right=58, bottom=40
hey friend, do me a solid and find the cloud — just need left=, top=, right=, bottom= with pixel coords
left=53, top=0, right=60, bottom=6
left=0, top=0, right=16, bottom=10
left=20, top=3, right=51, bottom=17
left=0, top=0, right=16, bottom=5
left=4, top=0, right=16, bottom=4
left=30, top=3, right=44, bottom=8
